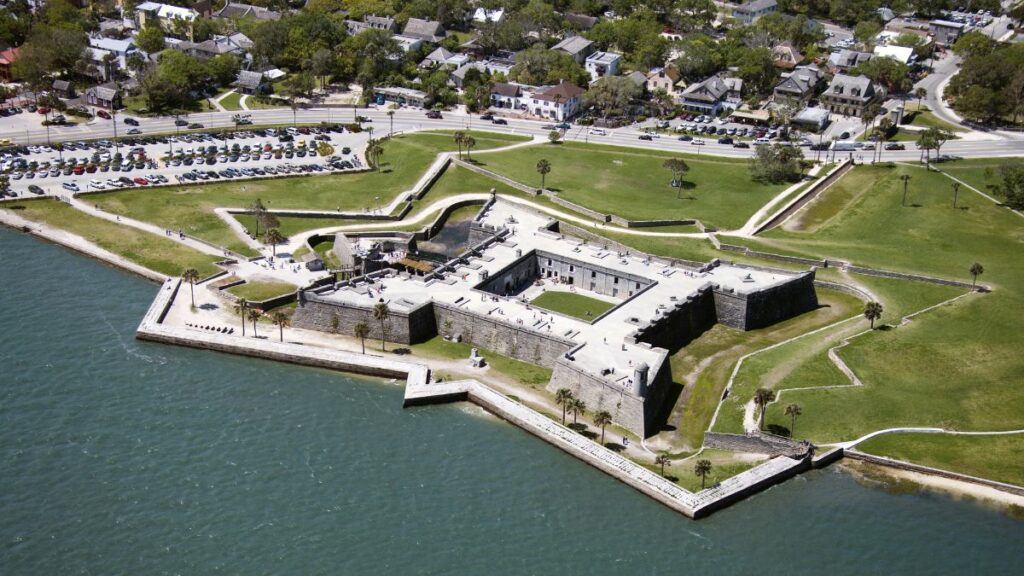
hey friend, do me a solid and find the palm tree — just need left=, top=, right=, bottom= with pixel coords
left=249, top=198, right=267, bottom=237
left=272, top=310, right=289, bottom=342
left=555, top=388, right=574, bottom=425
left=754, top=387, right=776, bottom=431
left=536, top=158, right=551, bottom=191
left=655, top=452, right=671, bottom=477
left=453, top=130, right=465, bottom=159
left=181, top=267, right=200, bottom=307
left=372, top=300, right=389, bottom=351
left=247, top=307, right=262, bottom=338
left=463, top=135, right=476, bottom=161
left=914, top=86, right=927, bottom=111
left=593, top=410, right=613, bottom=444
left=785, top=403, right=802, bottom=437
left=970, top=262, right=984, bottom=288
left=568, top=397, right=586, bottom=424
left=354, top=321, right=370, bottom=354
left=694, top=459, right=712, bottom=489
left=365, top=139, right=384, bottom=171
left=387, top=109, right=395, bottom=138
left=234, top=298, right=248, bottom=336
left=264, top=228, right=285, bottom=256
left=863, top=301, right=883, bottom=329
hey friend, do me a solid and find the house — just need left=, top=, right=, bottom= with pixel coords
left=929, top=20, right=968, bottom=46
left=646, top=65, right=685, bottom=98
left=792, top=106, right=830, bottom=131
left=0, top=47, right=21, bottom=82
left=84, top=82, right=122, bottom=109
left=624, top=71, right=647, bottom=90
left=51, top=79, right=75, bottom=99
left=419, top=47, right=469, bottom=69
left=301, top=252, right=324, bottom=272
left=733, top=0, right=777, bottom=25
left=87, top=36, right=139, bottom=80
left=177, top=33, right=251, bottom=60
left=826, top=49, right=873, bottom=73
left=490, top=82, right=524, bottom=110
left=393, top=35, right=424, bottom=53
left=772, top=64, right=822, bottom=109
left=472, top=8, right=505, bottom=24
left=551, top=35, right=595, bottom=64
left=374, top=86, right=429, bottom=108
left=679, top=75, right=743, bottom=116
left=873, top=44, right=915, bottom=65
left=402, top=18, right=445, bottom=43
left=877, top=7, right=896, bottom=23
left=527, top=81, right=584, bottom=120
left=346, top=15, right=398, bottom=36
left=232, top=70, right=266, bottom=94
left=565, top=13, right=598, bottom=31
left=213, top=2, right=280, bottom=21
left=585, top=51, right=621, bottom=82
left=772, top=42, right=803, bottom=69
left=819, top=74, right=881, bottom=117
left=135, top=2, right=200, bottom=39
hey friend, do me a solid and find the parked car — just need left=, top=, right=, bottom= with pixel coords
left=28, top=184, right=44, bottom=195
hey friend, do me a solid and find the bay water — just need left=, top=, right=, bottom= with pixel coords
left=2, top=226, right=1022, bottom=575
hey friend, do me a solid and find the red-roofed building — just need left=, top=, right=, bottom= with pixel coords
left=528, top=81, right=584, bottom=120
left=0, top=47, right=21, bottom=82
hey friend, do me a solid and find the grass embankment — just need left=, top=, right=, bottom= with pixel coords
left=1, top=199, right=221, bottom=277
left=530, top=291, right=615, bottom=321
left=905, top=103, right=967, bottom=133
left=709, top=163, right=1024, bottom=479
left=476, top=141, right=789, bottom=230
left=856, top=433, right=1024, bottom=487
left=647, top=450, right=765, bottom=492
left=89, top=132, right=527, bottom=255
left=410, top=336, right=552, bottom=387
left=226, top=280, right=296, bottom=301
left=938, top=157, right=1024, bottom=194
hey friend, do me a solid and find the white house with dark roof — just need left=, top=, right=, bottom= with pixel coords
left=679, top=75, right=742, bottom=115
left=525, top=81, right=584, bottom=120
left=472, top=8, right=505, bottom=24
left=491, top=82, right=525, bottom=110
left=826, top=49, right=873, bottom=73
left=419, top=47, right=469, bottom=69
left=551, top=35, right=595, bottom=63
left=213, top=2, right=280, bottom=21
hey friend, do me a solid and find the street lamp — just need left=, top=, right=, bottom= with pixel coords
left=900, top=174, right=911, bottom=207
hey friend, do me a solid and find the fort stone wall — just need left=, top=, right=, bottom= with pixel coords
left=627, top=287, right=717, bottom=352
left=713, top=270, right=818, bottom=330
left=432, top=301, right=575, bottom=367
left=291, top=293, right=437, bottom=345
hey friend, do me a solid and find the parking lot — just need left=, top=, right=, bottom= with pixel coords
left=1, top=125, right=369, bottom=198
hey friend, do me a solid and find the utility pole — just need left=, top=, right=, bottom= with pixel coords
left=900, top=174, right=911, bottom=207
left=952, top=182, right=960, bottom=209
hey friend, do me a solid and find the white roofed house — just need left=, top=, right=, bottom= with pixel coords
left=134, top=2, right=200, bottom=40
left=472, top=8, right=505, bottom=24
left=419, top=47, right=470, bottom=69
left=826, top=49, right=873, bottom=74
left=87, top=36, right=139, bottom=80
left=679, top=75, right=742, bottom=116
left=733, top=0, right=778, bottom=25
left=873, top=44, right=915, bottom=66
left=585, top=51, right=622, bottom=82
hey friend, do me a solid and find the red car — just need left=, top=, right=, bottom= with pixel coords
left=133, top=177, right=149, bottom=185
left=37, top=107, right=50, bottom=115
left=97, top=110, right=111, bottom=119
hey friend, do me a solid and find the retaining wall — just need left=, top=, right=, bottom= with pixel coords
left=845, top=449, right=1024, bottom=497
left=704, top=431, right=811, bottom=458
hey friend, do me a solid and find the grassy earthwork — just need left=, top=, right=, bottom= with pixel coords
left=529, top=291, right=616, bottom=321
left=856, top=433, right=1024, bottom=487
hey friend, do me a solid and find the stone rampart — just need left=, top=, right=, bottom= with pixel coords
left=627, top=287, right=717, bottom=352
left=703, top=432, right=811, bottom=458
left=292, top=291, right=437, bottom=344
left=432, top=301, right=575, bottom=367
left=713, top=270, right=818, bottom=330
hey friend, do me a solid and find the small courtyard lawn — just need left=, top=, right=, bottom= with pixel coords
left=857, top=433, right=1024, bottom=488
left=2, top=199, right=221, bottom=278
left=475, top=141, right=791, bottom=230
left=530, top=291, right=615, bottom=321
left=218, top=91, right=244, bottom=112
left=227, top=280, right=296, bottom=301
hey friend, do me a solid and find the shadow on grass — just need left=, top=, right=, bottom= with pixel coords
left=766, top=424, right=792, bottom=437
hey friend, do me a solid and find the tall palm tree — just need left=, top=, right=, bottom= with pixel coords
left=754, top=387, right=776, bottom=431
left=181, top=267, right=200, bottom=307
left=249, top=198, right=267, bottom=237
left=863, top=301, right=883, bottom=329
left=694, top=459, right=712, bottom=489
left=536, top=158, right=551, bottom=191
left=264, top=228, right=285, bottom=256
left=655, top=452, right=671, bottom=477
left=234, top=298, right=248, bottom=336
left=914, top=86, right=927, bottom=111
left=555, top=388, right=574, bottom=425
left=365, top=139, right=384, bottom=171
left=354, top=321, right=370, bottom=354
left=247, top=307, right=262, bottom=338
left=593, top=410, right=613, bottom=445
left=372, top=301, right=389, bottom=351
left=271, top=310, right=289, bottom=342
left=785, top=403, right=802, bottom=437
left=453, top=130, right=465, bottom=159
left=970, top=262, right=984, bottom=288
left=463, top=135, right=476, bottom=161
left=568, top=397, right=586, bottom=424
left=387, top=109, right=394, bottom=138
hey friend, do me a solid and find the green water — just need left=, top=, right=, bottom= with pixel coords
left=1, top=226, right=1022, bottom=575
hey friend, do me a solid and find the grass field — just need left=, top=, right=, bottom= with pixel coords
left=530, top=291, right=616, bottom=321
left=857, top=433, right=1024, bottom=487
left=476, top=141, right=790, bottom=230
left=1, top=199, right=221, bottom=278
left=226, top=280, right=297, bottom=301
left=218, top=91, right=243, bottom=112
left=709, top=163, right=1024, bottom=477
left=651, top=449, right=765, bottom=492
left=938, top=157, right=1024, bottom=197
left=86, top=132, right=525, bottom=255
left=905, top=103, right=967, bottom=133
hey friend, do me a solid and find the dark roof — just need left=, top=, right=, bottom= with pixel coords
left=52, top=79, right=72, bottom=91
left=234, top=70, right=264, bottom=89
left=565, top=13, right=598, bottom=29
left=402, top=18, right=445, bottom=41
left=492, top=82, right=521, bottom=97
left=534, top=81, right=584, bottom=102
left=214, top=2, right=280, bottom=21
left=86, top=83, right=119, bottom=101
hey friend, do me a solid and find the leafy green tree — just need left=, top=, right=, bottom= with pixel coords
left=730, top=47, right=777, bottom=97
left=593, top=410, right=613, bottom=444
left=373, top=301, right=389, bottom=351
left=452, top=131, right=466, bottom=160
left=206, top=54, right=240, bottom=88
left=555, top=388, right=574, bottom=425
left=749, top=144, right=805, bottom=183
left=463, top=135, right=476, bottom=161
left=955, top=85, right=1003, bottom=124
left=694, top=459, right=712, bottom=489
left=536, top=158, right=551, bottom=190
left=754, top=387, right=776, bottom=430
left=952, top=31, right=995, bottom=59
left=992, top=164, right=1024, bottom=210
left=662, top=157, right=690, bottom=193
left=583, top=76, right=642, bottom=119
left=345, top=28, right=403, bottom=91
left=509, top=44, right=588, bottom=86
left=181, top=267, right=200, bottom=307
left=853, top=20, right=882, bottom=46
left=136, top=24, right=167, bottom=54
left=234, top=298, right=249, bottom=336
left=853, top=57, right=912, bottom=94
left=547, top=130, right=561, bottom=144
left=249, top=198, right=268, bottom=237
left=863, top=301, right=883, bottom=329
left=247, top=307, right=262, bottom=338
left=281, top=72, right=316, bottom=125
left=969, top=262, right=984, bottom=289
left=354, top=321, right=370, bottom=354
left=673, top=34, right=724, bottom=82
left=568, top=397, right=587, bottom=424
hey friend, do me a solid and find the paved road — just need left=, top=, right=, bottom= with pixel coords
left=6, top=106, right=1024, bottom=161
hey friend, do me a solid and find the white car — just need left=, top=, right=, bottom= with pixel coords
left=691, top=138, right=705, bottom=146
left=589, top=128, right=607, bottom=136
left=89, top=179, right=106, bottom=189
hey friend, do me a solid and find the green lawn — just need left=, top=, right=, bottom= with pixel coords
left=530, top=291, right=616, bottom=321
left=858, top=433, right=1024, bottom=487
left=124, top=94, right=215, bottom=116
left=938, top=157, right=1024, bottom=196
left=2, top=199, right=221, bottom=278
left=218, top=91, right=244, bottom=112
left=475, top=141, right=790, bottom=230
left=227, top=280, right=297, bottom=301
left=710, top=164, right=1024, bottom=462
left=653, top=450, right=765, bottom=492
left=245, top=96, right=287, bottom=110
left=904, top=104, right=967, bottom=133
left=410, top=335, right=552, bottom=386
